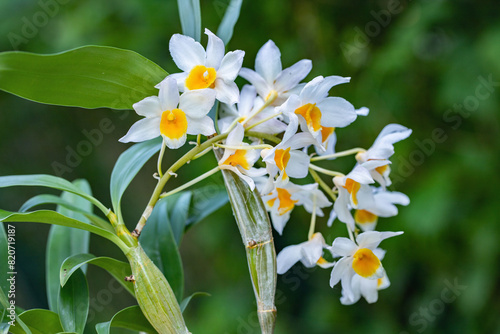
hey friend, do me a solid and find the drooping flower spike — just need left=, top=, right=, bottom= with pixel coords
left=161, top=28, right=245, bottom=105
left=277, top=233, right=333, bottom=274
left=329, top=231, right=403, bottom=302
left=120, top=77, right=216, bottom=149
left=239, top=40, right=312, bottom=105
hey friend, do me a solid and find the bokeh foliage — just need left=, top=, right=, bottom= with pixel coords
left=0, top=0, right=499, bottom=333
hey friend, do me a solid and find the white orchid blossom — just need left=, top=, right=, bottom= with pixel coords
left=277, top=233, right=333, bottom=274
left=356, top=124, right=412, bottom=188
left=160, top=28, right=244, bottom=105
left=278, top=75, right=357, bottom=148
left=332, top=162, right=389, bottom=231
left=339, top=248, right=391, bottom=305
left=120, top=77, right=216, bottom=149
left=218, top=124, right=266, bottom=190
left=239, top=40, right=312, bottom=105
left=262, top=181, right=331, bottom=235
left=329, top=231, right=402, bottom=302
left=260, top=114, right=318, bottom=193
left=354, top=188, right=410, bottom=231
left=218, top=85, right=287, bottom=134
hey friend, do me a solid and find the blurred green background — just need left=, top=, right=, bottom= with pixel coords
left=1, top=0, right=499, bottom=333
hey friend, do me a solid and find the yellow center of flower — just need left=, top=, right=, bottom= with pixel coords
left=160, top=108, right=188, bottom=140
left=343, top=178, right=361, bottom=206
left=354, top=210, right=378, bottom=225
left=316, top=257, right=329, bottom=266
left=185, top=65, right=217, bottom=90
left=295, top=103, right=322, bottom=132
left=276, top=188, right=297, bottom=215
left=352, top=248, right=381, bottom=278
left=274, top=147, right=291, bottom=179
left=266, top=197, right=277, bottom=208
left=321, top=126, right=335, bottom=144
left=375, top=164, right=389, bottom=175
left=221, top=150, right=250, bottom=170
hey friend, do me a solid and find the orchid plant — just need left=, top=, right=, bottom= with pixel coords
left=0, top=1, right=411, bottom=333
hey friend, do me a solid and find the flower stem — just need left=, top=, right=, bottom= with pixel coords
left=310, top=147, right=366, bottom=162
left=241, top=90, right=278, bottom=126
left=157, top=138, right=167, bottom=178
left=308, top=194, right=317, bottom=240
left=215, top=143, right=274, bottom=150
left=309, top=164, right=345, bottom=177
left=245, top=111, right=283, bottom=131
left=160, top=166, right=221, bottom=199
left=309, top=168, right=337, bottom=201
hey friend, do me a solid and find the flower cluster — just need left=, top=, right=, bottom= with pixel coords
left=120, top=29, right=411, bottom=305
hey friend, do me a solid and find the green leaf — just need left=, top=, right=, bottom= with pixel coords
left=60, top=254, right=134, bottom=296
left=95, top=306, right=156, bottom=334
left=0, top=174, right=108, bottom=215
left=180, top=292, right=210, bottom=313
left=170, top=192, right=192, bottom=245
left=0, top=210, right=129, bottom=253
left=186, top=185, right=228, bottom=228
left=140, top=198, right=184, bottom=302
left=216, top=0, right=243, bottom=45
left=0, top=223, right=9, bottom=299
left=0, top=46, right=167, bottom=110
left=177, top=0, right=201, bottom=42
left=9, top=309, right=61, bottom=334
left=46, top=180, right=93, bottom=312
left=20, top=194, right=113, bottom=233
left=110, top=137, right=162, bottom=222
left=58, top=269, right=88, bottom=334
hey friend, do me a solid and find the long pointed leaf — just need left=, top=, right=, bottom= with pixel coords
left=9, top=309, right=61, bottom=334
left=95, top=306, right=155, bottom=334
left=0, top=210, right=128, bottom=253
left=60, top=254, right=134, bottom=296
left=20, top=194, right=113, bottom=233
left=58, top=269, right=88, bottom=334
left=177, top=0, right=201, bottom=41
left=140, top=198, right=184, bottom=302
left=0, top=175, right=108, bottom=215
left=46, top=180, right=92, bottom=312
left=110, top=138, right=162, bottom=222
left=216, top=0, right=243, bottom=45
left=0, top=46, right=167, bottom=110
left=185, top=185, right=228, bottom=227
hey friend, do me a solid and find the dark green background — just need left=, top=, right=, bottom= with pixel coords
left=1, top=0, right=499, bottom=333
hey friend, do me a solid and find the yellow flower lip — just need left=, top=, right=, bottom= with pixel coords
left=352, top=248, right=382, bottom=278
left=274, top=147, right=291, bottom=180
left=295, top=103, right=322, bottom=132
left=276, top=188, right=297, bottom=216
left=343, top=178, right=361, bottom=206
left=186, top=65, right=217, bottom=90
left=160, top=108, right=188, bottom=140
left=221, top=149, right=250, bottom=170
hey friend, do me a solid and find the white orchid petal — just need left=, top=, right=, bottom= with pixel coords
left=186, top=115, right=215, bottom=136
left=119, top=117, right=160, bottom=143
left=239, top=68, right=271, bottom=98
left=274, top=59, right=312, bottom=92
left=179, top=89, right=216, bottom=118
left=356, top=231, right=404, bottom=249
left=217, top=50, right=245, bottom=81
left=169, top=34, right=205, bottom=72
left=133, top=96, right=163, bottom=118
left=317, top=97, right=357, bottom=128
left=214, top=79, right=240, bottom=105
left=205, top=28, right=225, bottom=69
left=277, top=244, right=303, bottom=274
left=255, top=40, right=282, bottom=83
left=158, top=77, right=180, bottom=111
